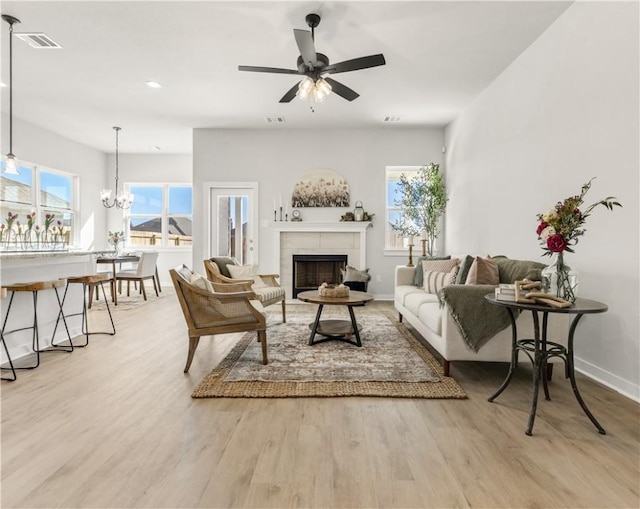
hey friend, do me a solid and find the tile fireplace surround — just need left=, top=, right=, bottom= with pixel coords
left=270, top=222, right=372, bottom=300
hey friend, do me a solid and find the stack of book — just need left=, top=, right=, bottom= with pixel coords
left=494, top=284, right=517, bottom=302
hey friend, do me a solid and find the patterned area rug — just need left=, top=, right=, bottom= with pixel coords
left=191, top=307, right=466, bottom=399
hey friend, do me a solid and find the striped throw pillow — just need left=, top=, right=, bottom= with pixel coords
left=423, top=268, right=459, bottom=294
left=420, top=259, right=459, bottom=289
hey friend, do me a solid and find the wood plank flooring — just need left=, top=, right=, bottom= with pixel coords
left=1, top=289, right=638, bottom=508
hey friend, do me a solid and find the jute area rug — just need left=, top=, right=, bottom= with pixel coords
left=191, top=305, right=466, bottom=399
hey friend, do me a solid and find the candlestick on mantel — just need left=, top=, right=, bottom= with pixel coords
left=421, top=239, right=427, bottom=256
left=279, top=206, right=283, bottom=222
left=407, top=244, right=414, bottom=267
left=274, top=210, right=277, bottom=221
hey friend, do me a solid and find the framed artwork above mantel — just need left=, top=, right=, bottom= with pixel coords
left=291, top=169, right=350, bottom=207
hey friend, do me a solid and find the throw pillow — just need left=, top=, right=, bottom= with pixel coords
left=423, top=268, right=458, bottom=294
left=465, top=256, right=500, bottom=285
left=227, top=264, right=268, bottom=289
left=210, top=256, right=238, bottom=278
left=341, top=265, right=371, bottom=283
left=190, top=272, right=214, bottom=293
left=418, top=258, right=460, bottom=289
left=455, top=255, right=475, bottom=284
left=413, top=255, right=452, bottom=287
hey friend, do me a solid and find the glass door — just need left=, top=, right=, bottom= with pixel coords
left=210, top=186, right=256, bottom=265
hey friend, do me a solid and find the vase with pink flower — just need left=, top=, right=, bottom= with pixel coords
left=108, top=230, right=124, bottom=255
left=536, top=178, right=621, bottom=302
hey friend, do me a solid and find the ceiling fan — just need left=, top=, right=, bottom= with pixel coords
left=238, top=13, right=386, bottom=103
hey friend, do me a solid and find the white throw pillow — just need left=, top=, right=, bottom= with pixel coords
left=189, top=272, right=214, bottom=293
left=423, top=268, right=458, bottom=294
left=227, top=264, right=267, bottom=289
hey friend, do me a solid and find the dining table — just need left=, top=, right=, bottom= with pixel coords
left=95, top=253, right=161, bottom=305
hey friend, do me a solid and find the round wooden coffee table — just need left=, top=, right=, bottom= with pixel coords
left=297, top=290, right=373, bottom=347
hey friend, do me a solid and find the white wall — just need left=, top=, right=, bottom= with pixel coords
left=1, top=115, right=107, bottom=250
left=445, top=1, right=639, bottom=399
left=192, top=128, right=445, bottom=297
left=105, top=153, right=193, bottom=286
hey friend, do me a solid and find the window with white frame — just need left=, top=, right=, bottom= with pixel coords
left=385, top=166, right=421, bottom=250
left=126, top=184, right=193, bottom=247
left=0, top=160, right=77, bottom=245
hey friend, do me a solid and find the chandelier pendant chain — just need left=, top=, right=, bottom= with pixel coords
left=101, top=126, right=133, bottom=209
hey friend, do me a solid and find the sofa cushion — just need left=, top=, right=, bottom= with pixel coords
left=465, top=256, right=500, bottom=285
left=413, top=255, right=452, bottom=287
left=417, top=301, right=443, bottom=336
left=190, top=272, right=214, bottom=293
left=254, top=286, right=285, bottom=306
left=423, top=267, right=458, bottom=294
left=416, top=258, right=459, bottom=288
left=341, top=265, right=371, bottom=283
left=404, top=291, right=439, bottom=317
left=227, top=264, right=268, bottom=289
left=455, top=255, right=475, bottom=284
left=395, top=285, right=425, bottom=306
left=209, top=256, right=238, bottom=278
left=493, top=256, right=546, bottom=284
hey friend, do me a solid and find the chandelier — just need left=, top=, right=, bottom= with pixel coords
left=296, top=76, right=332, bottom=102
left=2, top=14, right=21, bottom=175
left=101, top=126, right=134, bottom=209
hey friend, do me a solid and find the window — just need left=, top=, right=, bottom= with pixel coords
left=385, top=166, right=421, bottom=250
left=127, top=184, right=192, bottom=247
left=0, top=160, right=77, bottom=246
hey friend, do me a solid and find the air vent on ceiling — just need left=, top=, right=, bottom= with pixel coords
left=383, top=116, right=403, bottom=123
left=264, top=116, right=286, bottom=124
left=15, top=33, right=62, bottom=49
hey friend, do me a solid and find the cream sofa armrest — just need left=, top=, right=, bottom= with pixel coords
left=395, top=265, right=416, bottom=287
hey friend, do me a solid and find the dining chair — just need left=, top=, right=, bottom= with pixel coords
left=115, top=251, right=159, bottom=300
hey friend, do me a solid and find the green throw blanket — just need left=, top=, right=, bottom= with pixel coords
left=437, top=257, right=546, bottom=353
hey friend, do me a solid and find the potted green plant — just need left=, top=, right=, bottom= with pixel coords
left=393, top=162, right=448, bottom=256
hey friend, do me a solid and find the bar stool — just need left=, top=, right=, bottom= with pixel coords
left=0, top=279, right=73, bottom=371
left=53, top=274, right=116, bottom=347
left=1, top=287, right=17, bottom=381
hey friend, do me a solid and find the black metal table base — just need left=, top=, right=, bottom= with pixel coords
left=488, top=306, right=606, bottom=436
left=308, top=304, right=363, bottom=347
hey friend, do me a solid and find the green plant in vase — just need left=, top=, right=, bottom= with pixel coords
left=392, top=162, right=447, bottom=257
left=536, top=178, right=621, bottom=302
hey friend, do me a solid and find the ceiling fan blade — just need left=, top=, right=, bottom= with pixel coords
left=238, top=65, right=300, bottom=75
left=279, top=82, right=301, bottom=103
left=325, top=54, right=386, bottom=75
left=324, top=77, right=360, bottom=102
left=293, top=29, right=317, bottom=68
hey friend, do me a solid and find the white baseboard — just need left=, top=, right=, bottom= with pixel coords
left=574, top=356, right=640, bottom=403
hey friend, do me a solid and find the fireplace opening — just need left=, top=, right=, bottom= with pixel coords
left=292, top=254, right=348, bottom=298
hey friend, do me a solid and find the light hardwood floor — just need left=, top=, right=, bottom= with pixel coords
left=1, top=289, right=638, bottom=508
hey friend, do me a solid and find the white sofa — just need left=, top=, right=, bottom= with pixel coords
left=394, top=264, right=569, bottom=376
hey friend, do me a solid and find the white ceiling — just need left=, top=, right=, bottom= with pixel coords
left=1, top=0, right=572, bottom=154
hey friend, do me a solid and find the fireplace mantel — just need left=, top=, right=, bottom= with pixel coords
left=271, top=221, right=372, bottom=233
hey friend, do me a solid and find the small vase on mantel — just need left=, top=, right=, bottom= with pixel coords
left=541, top=251, right=579, bottom=303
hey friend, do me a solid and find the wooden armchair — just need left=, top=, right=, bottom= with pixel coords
left=170, top=266, right=268, bottom=373
left=204, top=258, right=286, bottom=323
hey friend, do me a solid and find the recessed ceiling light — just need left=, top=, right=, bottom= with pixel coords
left=145, top=81, right=162, bottom=89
